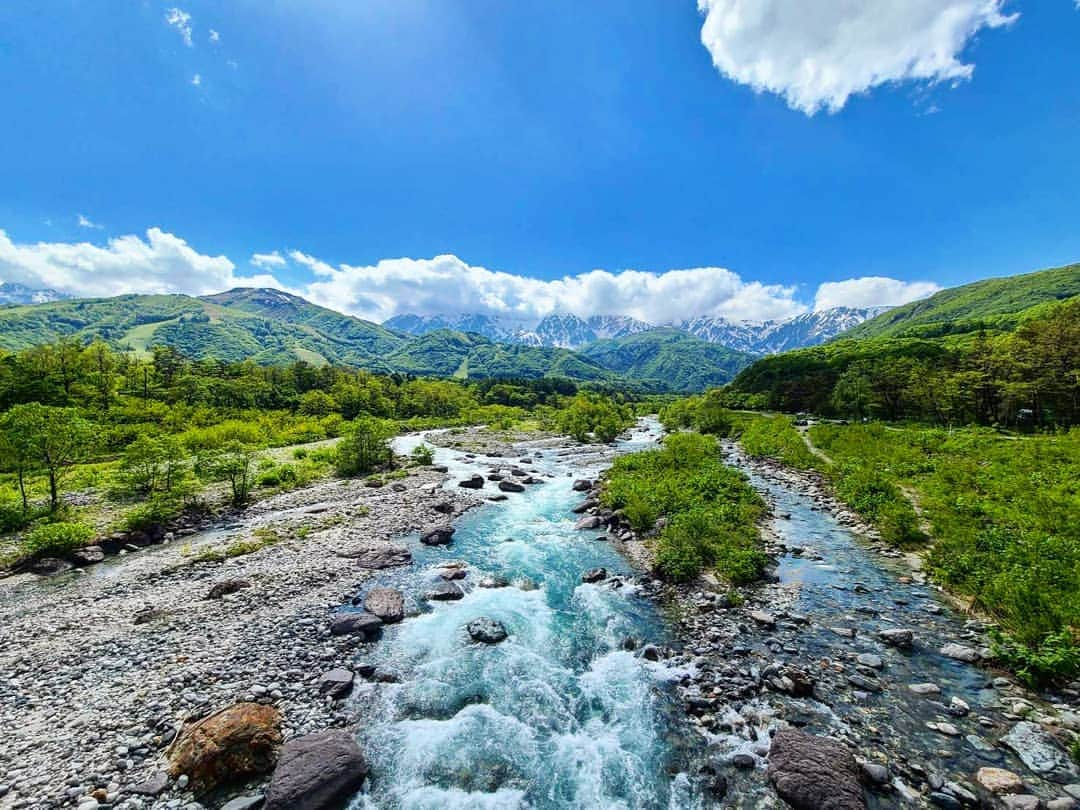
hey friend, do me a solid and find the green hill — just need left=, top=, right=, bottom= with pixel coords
left=385, top=329, right=618, bottom=382
left=581, top=328, right=755, bottom=393
left=843, top=263, right=1080, bottom=340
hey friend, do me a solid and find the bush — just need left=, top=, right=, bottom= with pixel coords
left=409, top=443, right=435, bottom=466
left=335, top=417, right=395, bottom=477
left=0, top=498, right=41, bottom=533
left=603, top=432, right=766, bottom=583
left=23, top=521, right=95, bottom=557
left=991, top=629, right=1080, bottom=688
left=121, top=495, right=185, bottom=532
left=740, top=416, right=818, bottom=469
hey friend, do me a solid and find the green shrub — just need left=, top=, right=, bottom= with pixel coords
left=740, top=417, right=818, bottom=469
left=23, top=522, right=95, bottom=557
left=335, top=417, right=395, bottom=477
left=991, top=629, right=1080, bottom=688
left=410, top=443, right=435, bottom=466
left=122, top=495, right=185, bottom=531
left=0, top=498, right=40, bottom=533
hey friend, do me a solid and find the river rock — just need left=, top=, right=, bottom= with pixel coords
left=458, top=475, right=484, bottom=489
left=467, top=617, right=508, bottom=644
left=329, top=611, right=382, bottom=638
left=167, top=703, right=283, bottom=792
left=69, top=546, right=105, bottom=566
left=751, top=610, right=777, bottom=628
left=362, top=588, right=405, bottom=623
left=1001, top=797, right=1042, bottom=810
left=940, top=643, right=981, bottom=663
left=581, top=567, right=607, bottom=583
left=427, top=582, right=464, bottom=601
left=29, top=557, right=73, bottom=576
left=1001, top=721, right=1077, bottom=778
left=420, top=525, right=455, bottom=546
left=129, top=770, right=169, bottom=796
left=220, top=797, right=265, bottom=810
left=909, top=682, right=942, bottom=696
left=768, top=728, right=867, bottom=810
left=264, top=729, right=368, bottom=810
left=575, top=516, right=603, bottom=530
left=879, top=628, right=914, bottom=648
left=976, top=767, right=1025, bottom=794
left=317, top=669, right=355, bottom=699
left=856, top=653, right=884, bottom=669
left=572, top=479, right=593, bottom=492
left=498, top=480, right=525, bottom=493
left=207, top=578, right=252, bottom=599
left=349, top=544, right=412, bottom=569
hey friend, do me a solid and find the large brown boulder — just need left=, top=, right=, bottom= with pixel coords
left=768, top=728, right=867, bottom=810
left=167, top=703, right=282, bottom=793
left=264, top=729, right=369, bottom=810
left=362, top=588, right=405, bottom=623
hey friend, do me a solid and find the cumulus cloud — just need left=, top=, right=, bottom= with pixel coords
left=165, top=8, right=194, bottom=47
left=813, top=276, right=941, bottom=311
left=0, top=228, right=286, bottom=299
left=251, top=251, right=287, bottom=269
left=292, top=253, right=807, bottom=325
left=191, top=74, right=202, bottom=87
left=697, top=0, right=1018, bottom=115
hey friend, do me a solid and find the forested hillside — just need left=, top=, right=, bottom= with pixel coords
left=843, top=263, right=1080, bottom=340
left=580, top=328, right=753, bottom=392
left=724, top=290, right=1079, bottom=426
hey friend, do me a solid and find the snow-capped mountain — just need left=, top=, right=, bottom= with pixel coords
left=383, top=306, right=888, bottom=354
left=530, top=314, right=653, bottom=349
left=682, top=306, right=890, bottom=354
left=0, top=282, right=69, bottom=305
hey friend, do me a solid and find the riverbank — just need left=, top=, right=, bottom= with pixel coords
left=0, top=447, right=483, bottom=810
left=592, top=436, right=1080, bottom=808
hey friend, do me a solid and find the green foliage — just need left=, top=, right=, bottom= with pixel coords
left=739, top=416, right=819, bottom=470
left=725, top=294, right=1080, bottom=427
left=23, top=521, right=95, bottom=557
left=811, top=422, right=1080, bottom=682
left=844, top=263, right=1080, bottom=341
left=580, top=329, right=754, bottom=393
left=200, top=442, right=261, bottom=506
left=991, top=630, right=1080, bottom=689
left=335, top=417, right=395, bottom=476
left=0, top=403, right=94, bottom=511
left=602, top=432, right=766, bottom=583
left=121, top=494, right=186, bottom=532
left=194, top=527, right=282, bottom=562
left=409, top=443, right=435, bottom=466
left=556, top=393, right=634, bottom=443
left=660, top=391, right=735, bottom=436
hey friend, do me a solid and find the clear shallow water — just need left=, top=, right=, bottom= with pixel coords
left=351, top=423, right=703, bottom=809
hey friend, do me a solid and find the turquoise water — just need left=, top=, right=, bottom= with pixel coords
left=350, top=424, right=703, bottom=809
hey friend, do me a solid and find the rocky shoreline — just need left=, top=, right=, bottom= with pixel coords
left=576, top=437, right=1080, bottom=809
left=0, top=451, right=484, bottom=810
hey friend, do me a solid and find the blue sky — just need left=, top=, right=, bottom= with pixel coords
left=0, top=1, right=1078, bottom=324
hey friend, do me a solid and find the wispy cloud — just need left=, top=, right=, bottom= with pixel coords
left=191, top=73, right=202, bottom=87
left=209, top=29, right=220, bottom=43
left=165, top=7, right=194, bottom=48
left=77, top=214, right=102, bottom=230
left=251, top=251, right=287, bottom=269
left=697, top=0, right=1018, bottom=115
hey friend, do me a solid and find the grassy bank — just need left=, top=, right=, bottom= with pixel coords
left=601, top=432, right=767, bottom=584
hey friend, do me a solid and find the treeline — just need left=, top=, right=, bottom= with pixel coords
left=0, top=340, right=644, bottom=567
left=722, top=297, right=1079, bottom=427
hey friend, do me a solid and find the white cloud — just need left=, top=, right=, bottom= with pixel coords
left=293, top=253, right=807, bottom=325
left=251, top=251, right=287, bottom=269
left=209, top=29, right=220, bottom=43
left=165, top=8, right=194, bottom=48
left=697, top=0, right=1018, bottom=115
left=813, top=276, right=941, bottom=311
left=77, top=214, right=102, bottom=230
left=191, top=73, right=202, bottom=87
left=0, top=228, right=286, bottom=299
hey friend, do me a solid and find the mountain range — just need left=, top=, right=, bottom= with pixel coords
left=0, top=287, right=754, bottom=391
left=384, top=306, right=887, bottom=354
left=0, top=282, right=69, bottom=306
